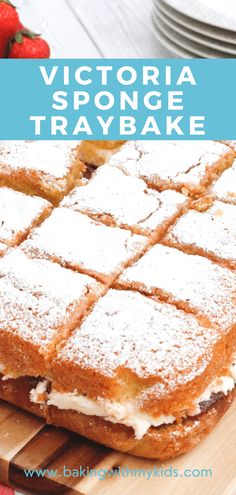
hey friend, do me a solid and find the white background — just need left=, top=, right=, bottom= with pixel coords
left=14, top=0, right=165, bottom=58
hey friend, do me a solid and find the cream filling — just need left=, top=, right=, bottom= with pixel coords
left=47, top=390, right=175, bottom=440
left=45, top=369, right=236, bottom=440
left=30, top=380, right=48, bottom=405
left=1, top=360, right=235, bottom=440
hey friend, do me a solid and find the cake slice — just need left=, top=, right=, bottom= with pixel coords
left=78, top=140, right=124, bottom=166
left=164, top=200, right=236, bottom=269
left=0, top=141, right=84, bottom=204
left=0, top=249, right=103, bottom=378
left=108, top=141, right=234, bottom=196
left=36, top=289, right=236, bottom=459
left=117, top=244, right=236, bottom=330
left=62, top=165, right=187, bottom=238
left=22, top=208, right=149, bottom=284
left=0, top=187, right=52, bottom=250
left=212, top=159, right=236, bottom=204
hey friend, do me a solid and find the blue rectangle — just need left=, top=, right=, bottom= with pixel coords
left=0, top=59, right=235, bottom=140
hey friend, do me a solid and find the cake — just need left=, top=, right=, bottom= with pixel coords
left=62, top=165, right=187, bottom=238
left=78, top=140, right=124, bottom=166
left=116, top=244, right=236, bottom=330
left=45, top=290, right=235, bottom=458
left=107, top=140, right=234, bottom=196
left=220, top=140, right=236, bottom=153
left=0, top=141, right=84, bottom=204
left=22, top=207, right=149, bottom=284
left=0, top=249, right=103, bottom=377
left=164, top=200, right=236, bottom=269
left=0, top=242, right=7, bottom=257
left=212, top=159, right=236, bottom=205
left=0, top=187, right=51, bottom=249
left=0, top=139, right=235, bottom=461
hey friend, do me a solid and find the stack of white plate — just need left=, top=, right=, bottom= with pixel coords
left=152, top=0, right=236, bottom=57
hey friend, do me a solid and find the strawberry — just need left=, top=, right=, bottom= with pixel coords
left=8, top=30, right=50, bottom=58
left=16, top=20, right=23, bottom=30
left=0, top=0, right=19, bottom=57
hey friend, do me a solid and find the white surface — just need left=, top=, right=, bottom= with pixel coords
left=163, top=0, right=236, bottom=31
left=14, top=0, right=236, bottom=59
left=14, top=0, right=163, bottom=58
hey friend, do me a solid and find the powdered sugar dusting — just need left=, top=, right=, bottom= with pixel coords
left=0, top=249, right=102, bottom=349
left=0, top=187, right=50, bottom=246
left=108, top=141, right=231, bottom=190
left=58, top=289, right=219, bottom=393
left=62, top=165, right=186, bottom=234
left=118, top=244, right=236, bottom=329
left=220, top=140, right=236, bottom=151
left=0, top=141, right=81, bottom=179
left=142, top=190, right=186, bottom=232
left=0, top=242, right=7, bottom=256
left=22, top=208, right=148, bottom=281
left=213, top=160, right=236, bottom=204
left=166, top=200, right=236, bottom=266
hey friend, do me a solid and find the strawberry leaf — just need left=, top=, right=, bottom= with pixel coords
left=17, top=29, right=41, bottom=39
left=14, top=31, right=23, bottom=44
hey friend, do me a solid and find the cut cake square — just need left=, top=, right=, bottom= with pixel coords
left=22, top=207, right=149, bottom=284
left=0, top=141, right=84, bottom=204
left=50, top=289, right=223, bottom=418
left=0, top=249, right=103, bottom=377
left=62, top=165, right=187, bottom=238
left=164, top=200, right=236, bottom=269
left=117, top=244, right=236, bottom=330
left=0, top=187, right=52, bottom=249
left=108, top=141, right=233, bottom=196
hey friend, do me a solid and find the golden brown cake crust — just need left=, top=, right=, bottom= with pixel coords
left=0, top=375, right=47, bottom=418
left=0, top=142, right=85, bottom=204
left=78, top=140, right=124, bottom=166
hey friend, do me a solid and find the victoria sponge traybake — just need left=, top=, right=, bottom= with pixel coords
left=0, top=139, right=235, bottom=460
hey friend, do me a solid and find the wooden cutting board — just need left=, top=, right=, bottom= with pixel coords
left=0, top=398, right=235, bottom=495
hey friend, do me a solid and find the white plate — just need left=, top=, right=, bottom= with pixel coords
left=151, top=14, right=199, bottom=58
left=152, top=12, right=233, bottom=58
left=162, top=0, right=236, bottom=31
left=155, top=0, right=236, bottom=44
left=154, top=4, right=236, bottom=55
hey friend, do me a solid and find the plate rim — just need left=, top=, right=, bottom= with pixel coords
left=161, top=0, right=236, bottom=32
left=152, top=11, right=233, bottom=58
left=151, top=14, right=199, bottom=58
left=154, top=0, right=236, bottom=43
left=154, top=4, right=236, bottom=54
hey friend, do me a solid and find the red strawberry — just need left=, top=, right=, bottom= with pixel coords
left=0, top=0, right=19, bottom=57
left=8, top=30, right=50, bottom=58
left=16, top=20, right=23, bottom=30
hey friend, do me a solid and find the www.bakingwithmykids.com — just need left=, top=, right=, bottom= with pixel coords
left=24, top=465, right=213, bottom=481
